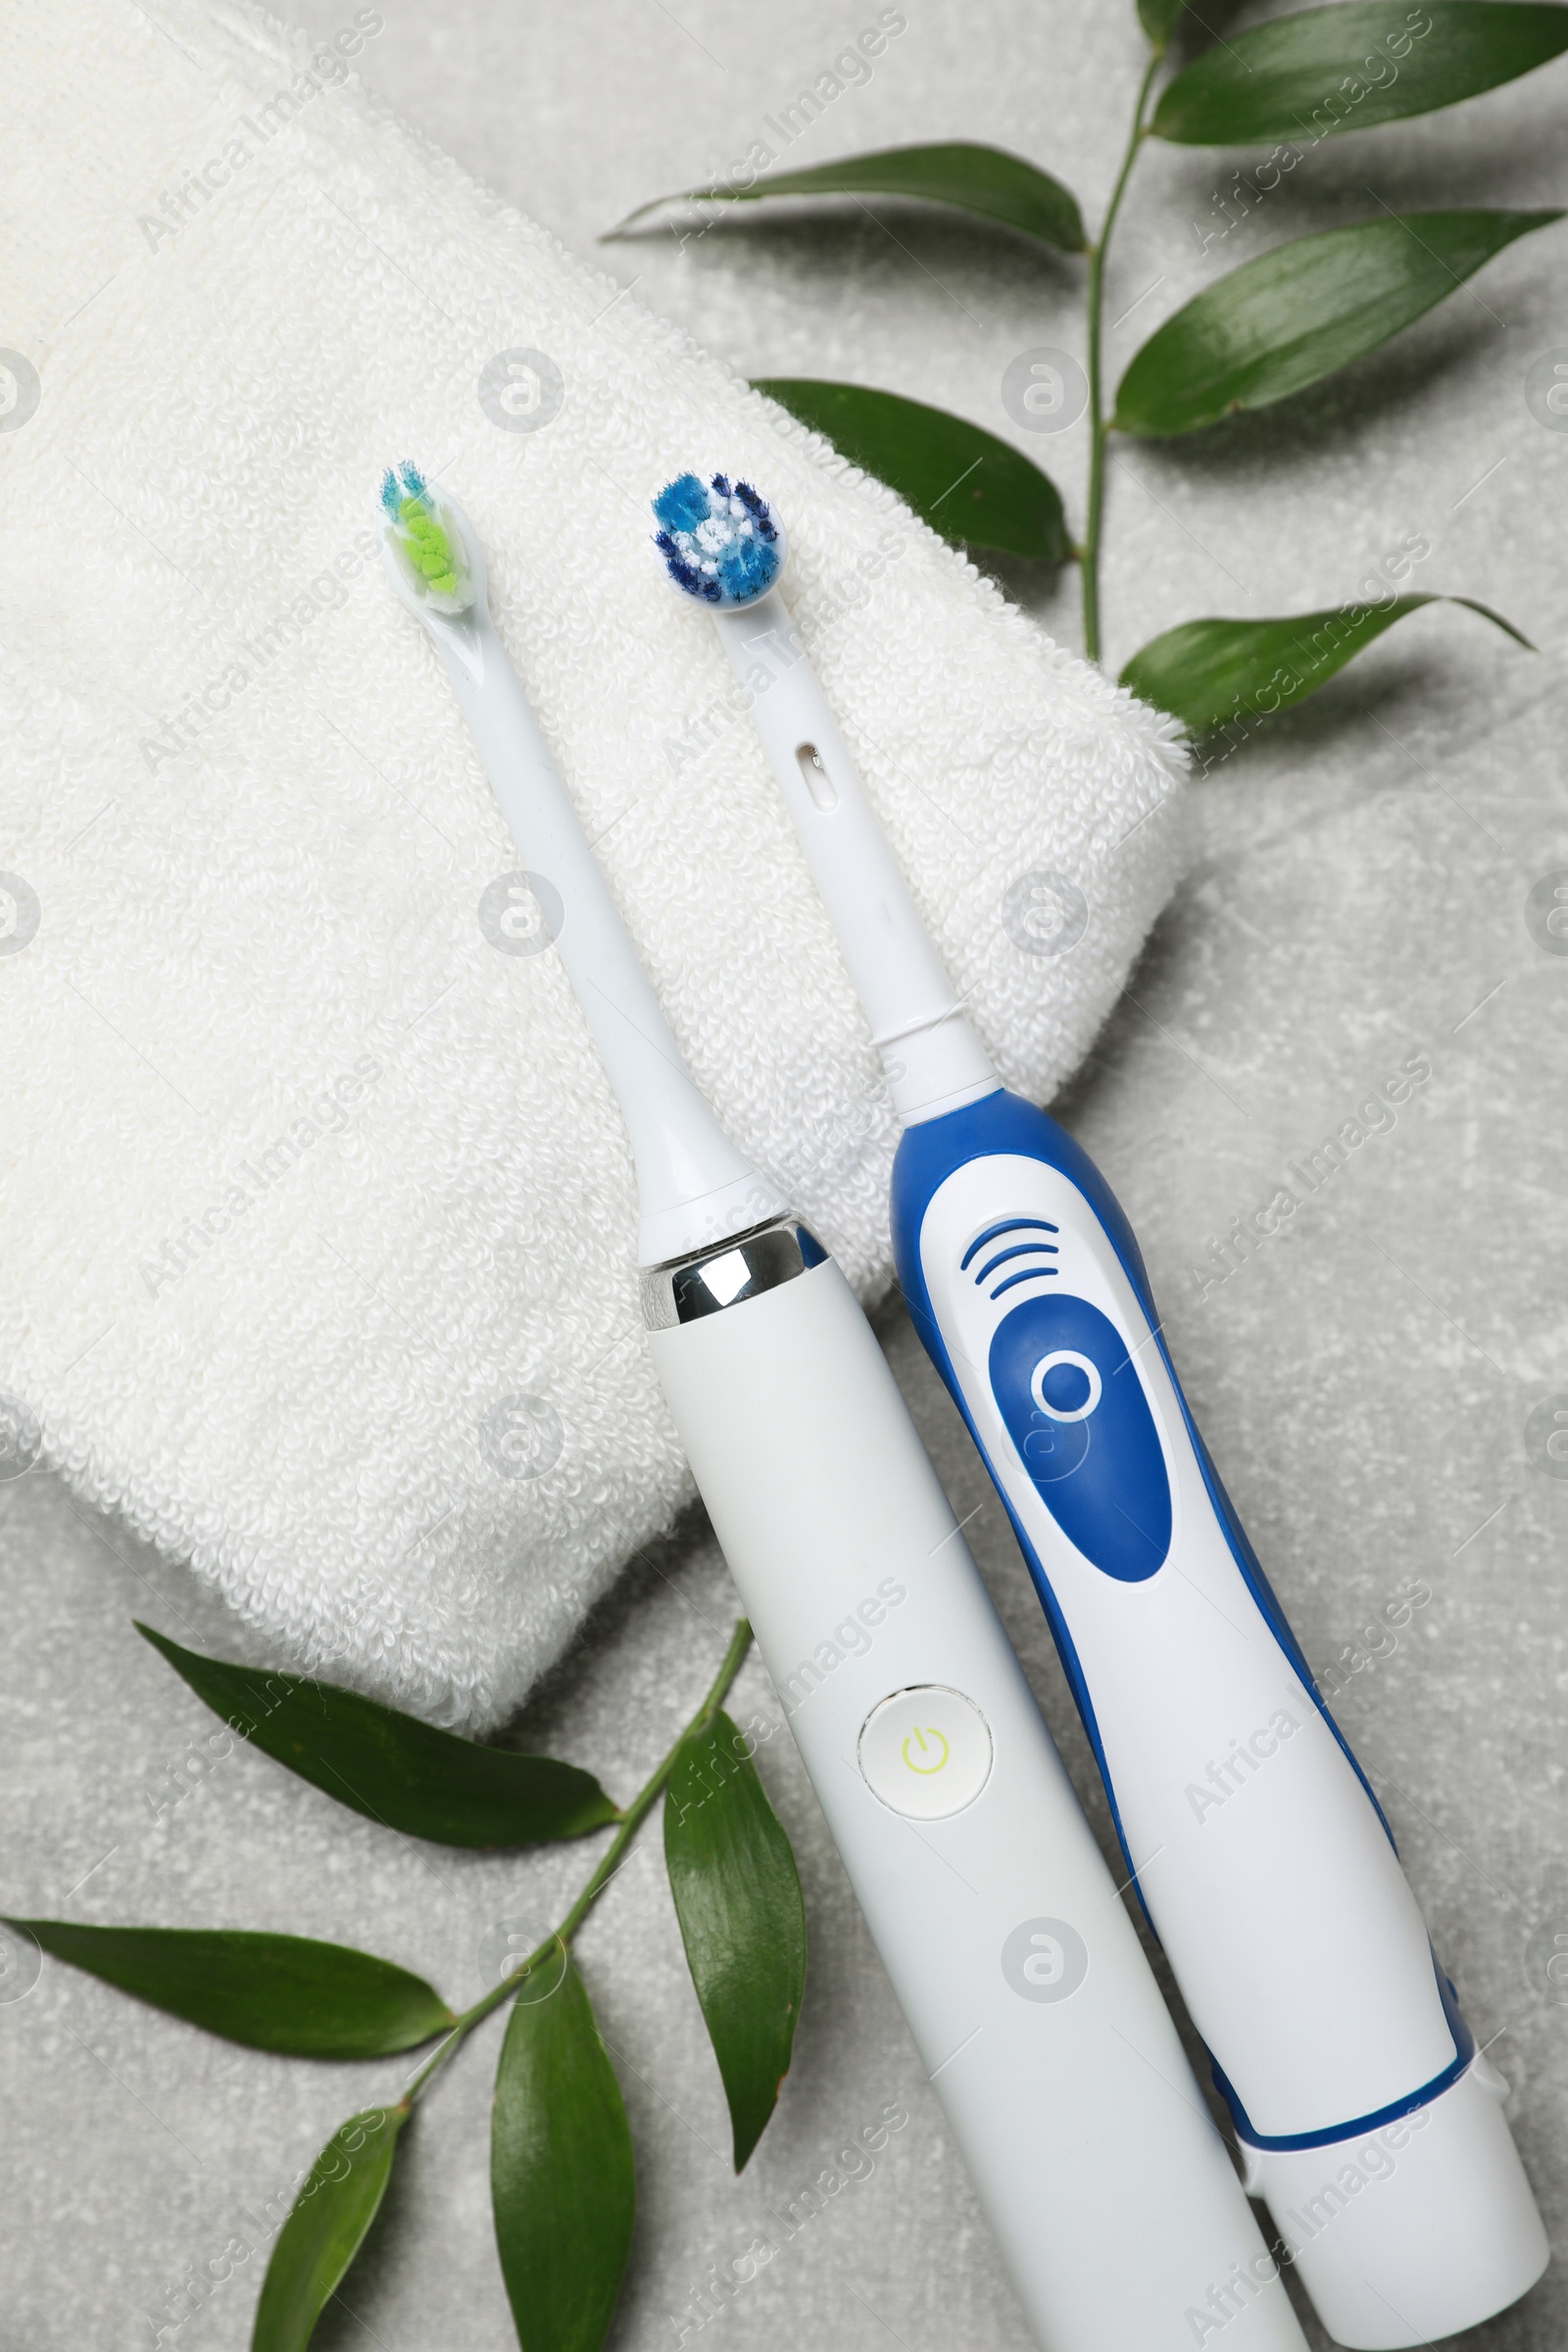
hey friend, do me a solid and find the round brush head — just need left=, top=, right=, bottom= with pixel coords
left=652, top=471, right=784, bottom=608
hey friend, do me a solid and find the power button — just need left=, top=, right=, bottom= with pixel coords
left=858, top=1686, right=994, bottom=1820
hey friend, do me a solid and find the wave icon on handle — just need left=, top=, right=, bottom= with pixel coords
left=960, top=1216, right=1059, bottom=1300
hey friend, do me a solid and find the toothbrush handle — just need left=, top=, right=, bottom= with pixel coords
left=649, top=1243, right=1306, bottom=2352
left=893, top=1088, right=1464, bottom=2145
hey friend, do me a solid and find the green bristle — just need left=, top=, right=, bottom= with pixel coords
left=399, top=495, right=460, bottom=599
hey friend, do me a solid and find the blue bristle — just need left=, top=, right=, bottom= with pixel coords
left=718, top=535, right=770, bottom=600
left=654, top=530, right=698, bottom=593
left=653, top=473, right=712, bottom=535
left=733, top=480, right=775, bottom=540
left=380, top=460, right=429, bottom=517
left=650, top=468, right=781, bottom=607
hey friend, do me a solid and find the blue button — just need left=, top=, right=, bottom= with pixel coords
left=1034, top=1351, right=1099, bottom=1419
left=989, top=1294, right=1171, bottom=1581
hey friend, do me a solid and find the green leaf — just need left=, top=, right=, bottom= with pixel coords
left=612, top=141, right=1086, bottom=253
left=1139, top=0, right=1189, bottom=47
left=1120, top=594, right=1531, bottom=734
left=663, top=1708, right=807, bottom=2171
left=753, top=378, right=1070, bottom=564
left=1154, top=1, right=1568, bottom=143
left=1114, top=209, right=1561, bottom=435
left=11, top=1920, right=455, bottom=2057
left=252, top=2103, right=408, bottom=2352
left=136, top=1622, right=618, bottom=1848
left=492, top=1958, right=635, bottom=2352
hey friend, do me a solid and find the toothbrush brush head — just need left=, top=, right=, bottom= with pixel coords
left=652, top=471, right=784, bottom=609
left=380, top=461, right=475, bottom=614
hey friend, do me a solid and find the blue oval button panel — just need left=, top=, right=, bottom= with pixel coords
left=989, top=1294, right=1172, bottom=1580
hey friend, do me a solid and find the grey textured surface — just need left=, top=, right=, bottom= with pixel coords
left=3, top=1, right=1566, bottom=2346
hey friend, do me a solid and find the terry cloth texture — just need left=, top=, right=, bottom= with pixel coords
left=0, top=0, right=1187, bottom=1731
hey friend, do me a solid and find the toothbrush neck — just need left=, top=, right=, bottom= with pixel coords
left=711, top=593, right=998, bottom=1128
left=881, top=1016, right=1002, bottom=1130
left=441, top=614, right=786, bottom=1266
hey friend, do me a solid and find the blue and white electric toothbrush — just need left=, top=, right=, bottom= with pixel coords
left=651, top=470, right=1549, bottom=2352
left=381, top=466, right=1307, bottom=2352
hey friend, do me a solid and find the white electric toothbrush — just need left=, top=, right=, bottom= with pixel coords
left=651, top=468, right=1549, bottom=2352
left=380, top=466, right=1308, bottom=2352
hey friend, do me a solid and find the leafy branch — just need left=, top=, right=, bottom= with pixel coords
left=613, top=0, right=1566, bottom=739
left=1084, top=47, right=1164, bottom=660
left=10, top=1614, right=806, bottom=2352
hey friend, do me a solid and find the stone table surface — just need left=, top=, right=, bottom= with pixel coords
left=3, top=1, right=1566, bottom=2346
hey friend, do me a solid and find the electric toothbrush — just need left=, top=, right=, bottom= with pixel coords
left=651, top=468, right=1548, bottom=2352
left=380, top=465, right=1308, bottom=2352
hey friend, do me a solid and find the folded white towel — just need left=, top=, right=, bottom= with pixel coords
left=0, top=0, right=1186, bottom=1729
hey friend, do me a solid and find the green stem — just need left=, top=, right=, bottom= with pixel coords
left=557, top=1612, right=752, bottom=1945
left=404, top=1615, right=754, bottom=2104
left=1082, top=46, right=1163, bottom=666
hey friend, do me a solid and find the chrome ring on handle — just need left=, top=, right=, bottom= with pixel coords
left=640, top=1216, right=826, bottom=1331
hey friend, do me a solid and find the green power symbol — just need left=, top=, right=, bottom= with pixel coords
left=902, top=1726, right=950, bottom=1775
